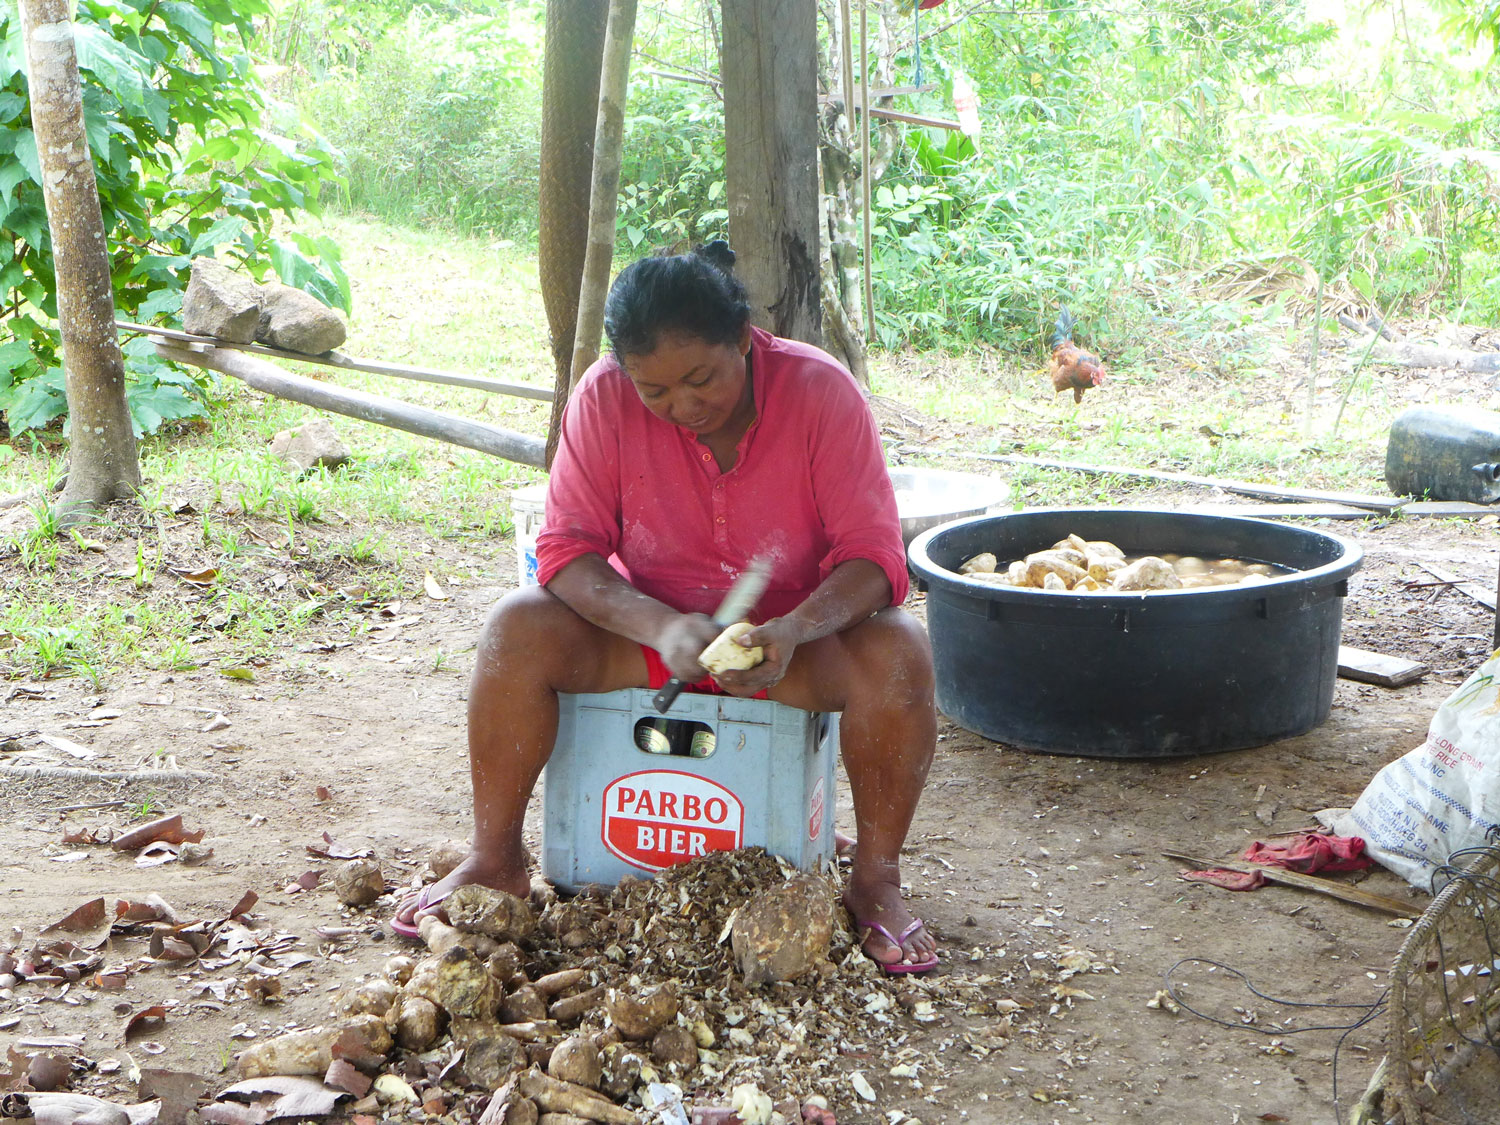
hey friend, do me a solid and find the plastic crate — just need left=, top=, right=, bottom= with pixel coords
left=541, top=689, right=838, bottom=890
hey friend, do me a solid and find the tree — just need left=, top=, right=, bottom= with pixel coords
left=19, top=0, right=138, bottom=520
left=0, top=0, right=346, bottom=440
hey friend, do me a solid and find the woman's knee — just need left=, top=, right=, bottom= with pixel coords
left=845, top=609, right=934, bottom=699
left=476, top=586, right=586, bottom=667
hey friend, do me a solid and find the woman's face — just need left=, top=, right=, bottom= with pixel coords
left=623, top=324, right=754, bottom=439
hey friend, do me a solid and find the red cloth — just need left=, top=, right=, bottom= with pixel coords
left=1243, top=834, right=1372, bottom=874
left=536, top=327, right=909, bottom=620
left=1181, top=833, right=1372, bottom=892
left=640, top=645, right=768, bottom=699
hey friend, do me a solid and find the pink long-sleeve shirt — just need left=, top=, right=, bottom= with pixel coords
left=534, top=327, right=908, bottom=621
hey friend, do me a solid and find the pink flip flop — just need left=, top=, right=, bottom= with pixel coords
left=390, top=884, right=450, bottom=940
left=858, top=917, right=940, bottom=975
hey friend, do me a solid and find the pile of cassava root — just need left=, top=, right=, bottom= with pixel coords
left=233, top=848, right=1020, bottom=1125
left=955, top=533, right=1278, bottom=593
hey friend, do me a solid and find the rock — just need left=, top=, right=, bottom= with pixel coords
left=730, top=874, right=835, bottom=985
left=429, top=840, right=469, bottom=879
left=445, top=884, right=537, bottom=942
left=269, top=417, right=350, bottom=472
left=500, top=984, right=549, bottom=1024
left=383, top=955, right=416, bottom=986
left=255, top=282, right=347, bottom=354
left=333, top=858, right=385, bottom=907
left=597, top=1044, right=643, bottom=1101
left=403, top=946, right=502, bottom=1021
left=335, top=977, right=398, bottom=1017
left=182, top=258, right=260, bottom=342
left=546, top=1036, right=602, bottom=1090
left=486, top=944, right=525, bottom=987
left=464, top=1035, right=526, bottom=1089
left=650, top=1025, right=698, bottom=1071
left=604, top=983, right=678, bottom=1041
left=393, top=995, right=444, bottom=1051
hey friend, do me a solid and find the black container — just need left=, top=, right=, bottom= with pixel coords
left=1386, top=405, right=1500, bottom=504
left=908, top=509, right=1363, bottom=758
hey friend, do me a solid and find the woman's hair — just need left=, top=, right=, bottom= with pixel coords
left=603, top=240, right=751, bottom=361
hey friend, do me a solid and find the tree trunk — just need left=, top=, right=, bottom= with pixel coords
left=539, top=0, right=608, bottom=466
left=20, top=0, right=139, bottom=522
left=569, top=0, right=638, bottom=391
left=722, top=0, right=823, bottom=349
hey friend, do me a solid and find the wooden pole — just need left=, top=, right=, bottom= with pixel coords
left=118, top=322, right=553, bottom=402
left=155, top=344, right=546, bottom=469
left=858, top=0, right=875, bottom=344
left=569, top=0, right=638, bottom=389
left=722, top=0, right=822, bottom=345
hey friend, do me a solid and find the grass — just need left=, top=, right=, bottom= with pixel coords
left=0, top=210, right=1478, bottom=681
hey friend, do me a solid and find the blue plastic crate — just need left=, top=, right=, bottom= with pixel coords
left=541, top=689, right=838, bottom=890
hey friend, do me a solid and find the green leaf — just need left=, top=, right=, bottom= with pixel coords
left=1348, top=269, right=1374, bottom=302
left=126, top=378, right=203, bottom=437
left=135, top=286, right=183, bottom=323
left=3, top=366, right=67, bottom=433
left=3, top=202, right=47, bottom=249
left=11, top=128, right=38, bottom=185
left=0, top=91, right=23, bottom=123
left=0, top=154, right=30, bottom=212
left=189, top=215, right=250, bottom=257
left=220, top=666, right=256, bottom=681
left=72, top=23, right=169, bottom=133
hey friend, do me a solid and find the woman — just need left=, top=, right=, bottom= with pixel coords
left=396, top=243, right=938, bottom=972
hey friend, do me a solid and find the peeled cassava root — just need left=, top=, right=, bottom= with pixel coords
left=698, top=621, right=763, bottom=676
left=959, top=534, right=1276, bottom=594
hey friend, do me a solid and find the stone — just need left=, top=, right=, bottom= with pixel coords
left=444, top=884, right=537, bottom=942
left=256, top=282, right=347, bottom=355
left=269, top=417, right=350, bottom=471
left=333, top=858, right=385, bottom=907
left=182, top=258, right=260, bottom=343
left=730, top=874, right=835, bottom=986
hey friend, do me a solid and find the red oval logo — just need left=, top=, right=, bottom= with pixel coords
left=601, top=770, right=745, bottom=872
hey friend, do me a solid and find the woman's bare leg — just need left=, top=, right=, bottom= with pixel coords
left=395, top=586, right=647, bottom=924
left=770, top=608, right=938, bottom=967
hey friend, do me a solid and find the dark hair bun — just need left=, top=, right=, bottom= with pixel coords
left=694, top=239, right=736, bottom=273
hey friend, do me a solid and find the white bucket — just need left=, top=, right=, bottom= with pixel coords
left=511, top=483, right=548, bottom=587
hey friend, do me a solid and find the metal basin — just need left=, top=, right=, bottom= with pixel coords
left=890, top=467, right=1009, bottom=547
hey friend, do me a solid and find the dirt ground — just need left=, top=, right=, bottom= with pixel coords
left=1, top=483, right=1497, bottom=1124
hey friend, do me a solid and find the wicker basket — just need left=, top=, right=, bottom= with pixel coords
left=1385, top=844, right=1500, bottom=1124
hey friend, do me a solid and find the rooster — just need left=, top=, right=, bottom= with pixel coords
left=1049, top=307, right=1106, bottom=404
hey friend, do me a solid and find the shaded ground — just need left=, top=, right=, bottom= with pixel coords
left=1, top=475, right=1496, bottom=1123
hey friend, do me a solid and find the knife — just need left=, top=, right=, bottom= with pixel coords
left=651, top=556, right=773, bottom=714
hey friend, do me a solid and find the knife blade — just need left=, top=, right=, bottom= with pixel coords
left=651, top=556, right=772, bottom=714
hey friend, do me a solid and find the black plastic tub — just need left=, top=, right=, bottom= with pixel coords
left=908, top=509, right=1363, bottom=758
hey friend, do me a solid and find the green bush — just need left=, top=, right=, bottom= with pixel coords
left=300, top=7, right=544, bottom=238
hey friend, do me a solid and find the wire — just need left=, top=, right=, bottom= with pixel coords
left=1164, top=957, right=1389, bottom=1125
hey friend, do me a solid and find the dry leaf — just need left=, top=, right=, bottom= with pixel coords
left=169, top=567, right=219, bottom=586
left=112, top=814, right=204, bottom=852
left=125, top=1005, right=168, bottom=1040
left=422, top=571, right=450, bottom=601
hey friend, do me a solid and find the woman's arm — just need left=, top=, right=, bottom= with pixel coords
left=547, top=554, right=722, bottom=680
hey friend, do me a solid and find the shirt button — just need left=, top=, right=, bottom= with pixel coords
left=716, top=516, right=726, bottom=525
left=701, top=452, right=711, bottom=462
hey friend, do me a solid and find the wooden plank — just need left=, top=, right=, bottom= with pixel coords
left=155, top=343, right=546, bottom=469
left=1181, top=502, right=1374, bottom=520
left=1413, top=562, right=1498, bottom=611
left=1162, top=851, right=1419, bottom=916
left=945, top=451, right=1402, bottom=512
left=119, top=321, right=554, bottom=402
left=1338, top=645, right=1429, bottom=688
left=722, top=0, right=823, bottom=346
left=1399, top=500, right=1499, bottom=517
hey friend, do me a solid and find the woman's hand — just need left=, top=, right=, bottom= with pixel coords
left=714, top=616, right=806, bottom=696
left=655, top=612, right=722, bottom=681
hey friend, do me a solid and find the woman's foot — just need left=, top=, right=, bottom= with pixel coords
left=842, top=870, right=938, bottom=971
left=391, top=851, right=530, bottom=934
